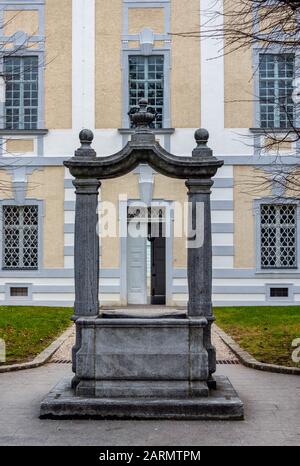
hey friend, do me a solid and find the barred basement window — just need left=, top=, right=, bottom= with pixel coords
left=260, top=204, right=297, bottom=269
left=259, top=54, right=294, bottom=129
left=129, top=55, right=164, bottom=129
left=270, top=287, right=289, bottom=298
left=2, top=205, right=39, bottom=270
left=4, top=56, right=39, bottom=130
left=10, top=287, right=28, bottom=297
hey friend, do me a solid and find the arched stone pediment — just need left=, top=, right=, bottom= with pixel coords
left=64, top=100, right=223, bottom=180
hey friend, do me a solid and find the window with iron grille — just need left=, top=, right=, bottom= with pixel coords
left=260, top=204, right=297, bottom=269
left=2, top=205, right=39, bottom=270
left=129, top=55, right=164, bottom=129
left=4, top=56, right=39, bottom=130
left=259, top=54, right=294, bottom=129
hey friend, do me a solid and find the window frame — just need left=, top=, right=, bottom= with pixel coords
left=128, top=55, right=165, bottom=129
left=4, top=55, right=39, bottom=130
left=253, top=46, right=300, bottom=130
left=254, top=198, right=300, bottom=273
left=122, top=49, right=171, bottom=129
left=0, top=199, right=44, bottom=272
left=258, top=52, right=295, bottom=129
left=0, top=50, right=45, bottom=131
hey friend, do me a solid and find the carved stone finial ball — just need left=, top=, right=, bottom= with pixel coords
left=79, top=129, right=94, bottom=145
left=194, top=128, right=209, bottom=146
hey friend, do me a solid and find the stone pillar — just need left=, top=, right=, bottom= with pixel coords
left=185, top=129, right=217, bottom=389
left=68, top=130, right=101, bottom=384
left=73, top=177, right=101, bottom=318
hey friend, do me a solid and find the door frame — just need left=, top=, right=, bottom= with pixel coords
left=120, top=198, right=173, bottom=306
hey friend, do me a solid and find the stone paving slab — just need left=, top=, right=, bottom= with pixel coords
left=0, top=363, right=299, bottom=445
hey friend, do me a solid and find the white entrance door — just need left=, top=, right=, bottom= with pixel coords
left=127, top=224, right=147, bottom=304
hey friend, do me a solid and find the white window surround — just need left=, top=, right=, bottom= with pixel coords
left=266, top=283, right=295, bottom=302
left=5, top=282, right=33, bottom=302
left=0, top=199, right=44, bottom=273
left=254, top=198, right=300, bottom=274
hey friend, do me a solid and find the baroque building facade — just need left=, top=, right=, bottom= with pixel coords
left=0, top=0, right=299, bottom=307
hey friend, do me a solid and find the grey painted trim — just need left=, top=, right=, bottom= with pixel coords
left=0, top=198, right=44, bottom=272
left=0, top=268, right=120, bottom=279
left=212, top=246, right=234, bottom=256
left=118, top=128, right=175, bottom=135
left=30, top=285, right=120, bottom=294
left=212, top=224, right=234, bottom=233
left=214, top=179, right=233, bottom=188
left=1, top=299, right=297, bottom=308
left=173, top=268, right=300, bottom=279
left=64, top=200, right=234, bottom=213
left=5, top=282, right=33, bottom=302
left=64, top=246, right=74, bottom=257
left=64, top=222, right=234, bottom=235
left=254, top=197, right=300, bottom=273
left=266, top=283, right=295, bottom=303
left=1, top=155, right=300, bottom=166
left=65, top=177, right=232, bottom=190
left=212, top=201, right=233, bottom=211
left=173, top=285, right=271, bottom=295
left=0, top=129, right=48, bottom=136
left=64, top=201, right=75, bottom=211
left=64, top=224, right=74, bottom=233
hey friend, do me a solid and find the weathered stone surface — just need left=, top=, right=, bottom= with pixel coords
left=75, top=317, right=209, bottom=398
left=40, top=375, right=244, bottom=420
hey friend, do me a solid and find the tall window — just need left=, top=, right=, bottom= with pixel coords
left=259, top=54, right=294, bottom=129
left=2, top=205, right=39, bottom=270
left=260, top=204, right=297, bottom=269
left=4, top=56, right=39, bottom=130
left=129, top=55, right=164, bottom=128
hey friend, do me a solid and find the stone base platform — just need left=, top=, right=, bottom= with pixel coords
left=40, top=376, right=244, bottom=420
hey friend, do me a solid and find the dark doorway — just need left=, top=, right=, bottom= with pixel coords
left=149, top=220, right=166, bottom=305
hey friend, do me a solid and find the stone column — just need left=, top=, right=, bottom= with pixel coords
left=185, top=129, right=218, bottom=389
left=67, top=130, right=101, bottom=384
left=73, top=177, right=101, bottom=318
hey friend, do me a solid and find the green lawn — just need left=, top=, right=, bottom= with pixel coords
left=0, top=305, right=299, bottom=368
left=214, top=306, right=300, bottom=368
left=0, top=306, right=73, bottom=365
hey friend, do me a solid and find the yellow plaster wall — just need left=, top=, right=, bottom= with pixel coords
left=128, top=8, right=165, bottom=34
left=4, top=10, right=39, bottom=36
left=224, top=1, right=254, bottom=128
left=45, top=0, right=72, bottom=129
left=171, top=0, right=201, bottom=128
left=0, top=170, right=13, bottom=198
left=95, top=0, right=122, bottom=129
left=6, top=139, right=34, bottom=154
left=234, top=166, right=272, bottom=268
left=27, top=167, right=65, bottom=268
